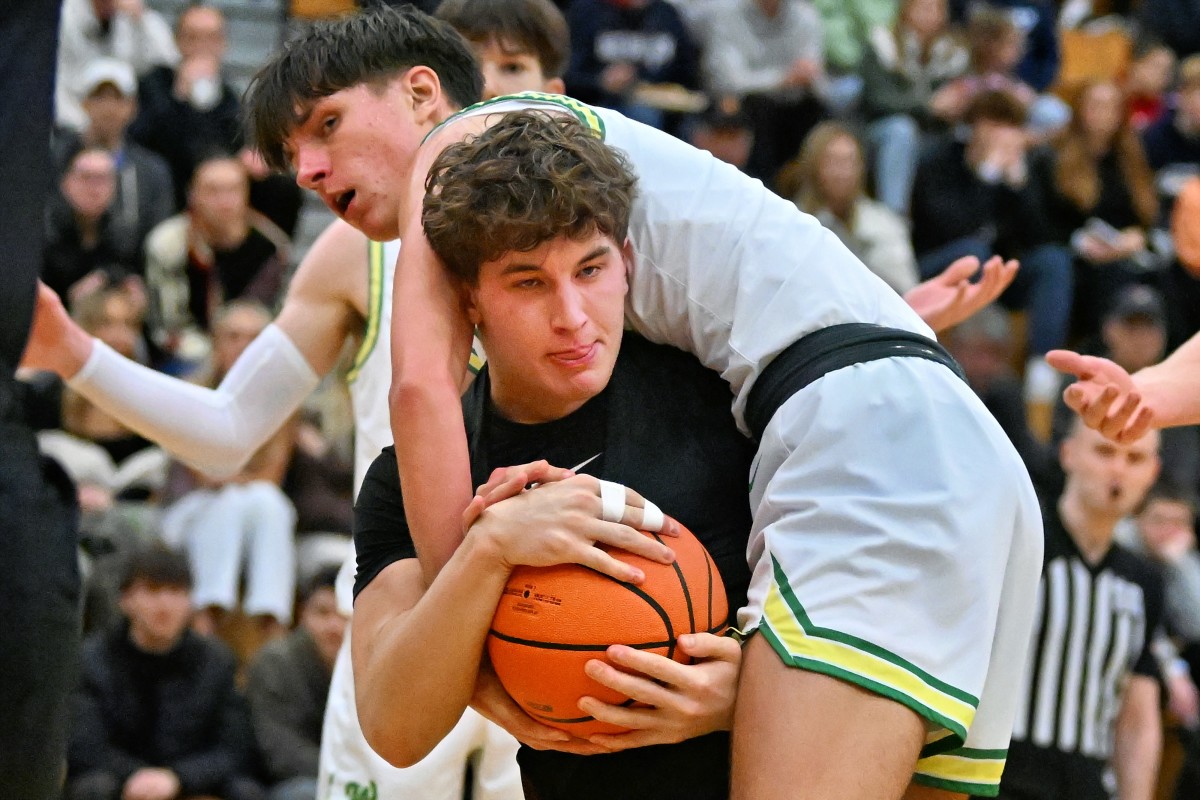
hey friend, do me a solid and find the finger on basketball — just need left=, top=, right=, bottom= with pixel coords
left=577, top=696, right=660, bottom=733
left=677, top=632, right=742, bottom=662
left=582, top=659, right=672, bottom=707
left=573, top=543, right=646, bottom=584
left=600, top=644, right=691, bottom=687
left=590, top=520, right=675, bottom=564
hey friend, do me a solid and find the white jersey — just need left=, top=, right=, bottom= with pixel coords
left=347, top=237, right=400, bottom=497
left=449, top=93, right=932, bottom=430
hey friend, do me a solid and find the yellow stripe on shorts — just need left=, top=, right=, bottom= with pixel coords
left=760, top=556, right=978, bottom=746
left=346, top=239, right=386, bottom=384
left=913, top=747, right=1007, bottom=797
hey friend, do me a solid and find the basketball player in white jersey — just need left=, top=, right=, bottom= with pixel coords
left=18, top=5, right=581, bottom=796
left=246, top=7, right=1040, bottom=799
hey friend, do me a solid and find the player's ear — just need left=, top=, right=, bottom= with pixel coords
left=406, top=65, right=443, bottom=124
left=619, top=238, right=634, bottom=290
left=464, top=286, right=483, bottom=327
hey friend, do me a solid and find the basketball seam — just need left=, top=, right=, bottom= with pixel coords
left=487, top=630, right=676, bottom=651
left=654, top=532, right=695, bottom=639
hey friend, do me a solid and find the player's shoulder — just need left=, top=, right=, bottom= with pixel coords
left=616, top=334, right=733, bottom=413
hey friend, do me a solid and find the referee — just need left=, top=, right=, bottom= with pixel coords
left=994, top=414, right=1165, bottom=800
left=0, top=2, right=84, bottom=798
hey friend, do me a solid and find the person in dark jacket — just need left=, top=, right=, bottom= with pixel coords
left=911, top=89, right=1072, bottom=362
left=245, top=567, right=346, bottom=800
left=65, top=545, right=265, bottom=800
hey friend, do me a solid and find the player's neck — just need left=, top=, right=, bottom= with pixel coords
left=1057, top=492, right=1117, bottom=565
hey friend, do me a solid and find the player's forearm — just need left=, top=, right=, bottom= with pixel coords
left=389, top=215, right=476, bottom=583
left=1134, top=332, right=1200, bottom=429
left=354, top=540, right=510, bottom=766
left=69, top=325, right=318, bottom=476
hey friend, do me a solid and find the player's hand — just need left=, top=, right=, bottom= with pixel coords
left=19, top=281, right=94, bottom=378
left=1044, top=350, right=1154, bottom=443
left=903, top=254, right=1019, bottom=333
left=467, top=475, right=676, bottom=585
left=577, top=632, right=742, bottom=751
left=462, top=460, right=578, bottom=532
left=470, top=659, right=609, bottom=755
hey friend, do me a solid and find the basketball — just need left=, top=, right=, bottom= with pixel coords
left=487, top=517, right=728, bottom=737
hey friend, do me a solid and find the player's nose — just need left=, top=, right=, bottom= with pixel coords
left=294, top=146, right=329, bottom=190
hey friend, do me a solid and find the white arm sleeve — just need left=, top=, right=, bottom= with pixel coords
left=67, top=323, right=321, bottom=477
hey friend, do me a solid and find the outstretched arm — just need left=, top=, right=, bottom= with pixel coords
left=20, top=221, right=366, bottom=475
left=1047, top=330, right=1200, bottom=442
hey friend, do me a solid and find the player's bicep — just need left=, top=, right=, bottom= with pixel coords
left=275, top=221, right=368, bottom=378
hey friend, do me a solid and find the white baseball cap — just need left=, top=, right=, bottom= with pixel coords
left=77, top=57, right=137, bottom=98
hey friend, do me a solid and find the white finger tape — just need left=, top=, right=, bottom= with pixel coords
left=641, top=500, right=664, bottom=532
left=599, top=479, right=626, bottom=523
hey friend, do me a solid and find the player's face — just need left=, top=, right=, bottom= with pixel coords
left=285, top=75, right=434, bottom=240
left=1061, top=423, right=1160, bottom=518
left=473, top=37, right=564, bottom=99
left=468, top=231, right=629, bottom=423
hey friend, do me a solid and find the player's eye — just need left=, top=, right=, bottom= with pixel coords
left=515, top=278, right=542, bottom=289
left=322, top=115, right=338, bottom=134
left=501, top=61, right=527, bottom=75
left=578, top=264, right=602, bottom=278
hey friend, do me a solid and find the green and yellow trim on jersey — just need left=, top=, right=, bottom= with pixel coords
left=347, top=239, right=387, bottom=385
left=913, top=746, right=1007, bottom=797
left=426, top=92, right=606, bottom=143
left=759, top=556, right=978, bottom=747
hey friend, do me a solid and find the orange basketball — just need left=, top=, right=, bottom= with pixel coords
left=487, top=518, right=728, bottom=737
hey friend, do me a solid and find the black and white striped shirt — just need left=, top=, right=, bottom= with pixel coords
left=1000, top=505, right=1163, bottom=800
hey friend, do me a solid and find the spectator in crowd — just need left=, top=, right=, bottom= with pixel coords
left=808, top=0, right=897, bottom=109
left=43, top=146, right=143, bottom=301
left=1143, top=54, right=1200, bottom=181
left=283, top=409, right=354, bottom=539
left=1171, top=176, right=1200, bottom=343
left=700, top=0, right=828, bottom=179
left=911, top=90, right=1073, bottom=387
left=65, top=545, right=265, bottom=800
left=1037, top=79, right=1160, bottom=342
left=1139, top=0, right=1200, bottom=60
left=943, top=305, right=1054, bottom=487
left=435, top=0, right=569, bottom=99
left=144, top=154, right=290, bottom=371
left=779, top=121, right=920, bottom=293
left=159, top=300, right=298, bottom=640
left=1131, top=484, right=1200, bottom=677
left=1000, top=413, right=1163, bottom=800
left=1125, top=39, right=1177, bottom=131
left=687, top=96, right=756, bottom=173
left=932, top=7, right=1069, bottom=136
left=1053, top=285, right=1200, bottom=498
left=55, top=58, right=175, bottom=264
left=952, top=0, right=1060, bottom=93
left=245, top=567, right=347, bottom=800
left=130, top=3, right=241, bottom=210
left=39, top=284, right=163, bottom=525
left=859, top=0, right=969, bottom=214
left=564, top=0, right=701, bottom=132
left=56, top=0, right=178, bottom=131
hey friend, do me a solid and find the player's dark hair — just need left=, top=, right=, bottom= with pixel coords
left=422, top=111, right=637, bottom=283
left=245, top=5, right=483, bottom=171
left=120, top=544, right=193, bottom=592
left=435, top=0, right=570, bottom=79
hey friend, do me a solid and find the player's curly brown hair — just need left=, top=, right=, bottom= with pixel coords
left=422, top=111, right=637, bottom=283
